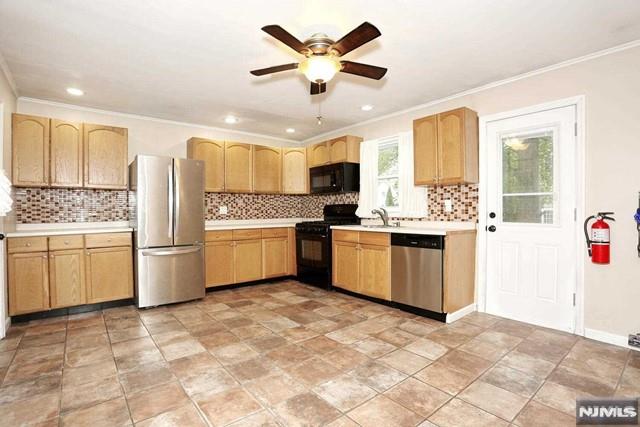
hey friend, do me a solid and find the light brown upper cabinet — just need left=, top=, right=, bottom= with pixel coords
left=84, top=124, right=128, bottom=189
left=12, top=114, right=50, bottom=187
left=253, top=145, right=282, bottom=194
left=307, top=141, right=330, bottom=167
left=413, top=115, right=439, bottom=186
left=282, top=148, right=308, bottom=194
left=50, top=120, right=83, bottom=188
left=329, top=135, right=362, bottom=163
left=187, top=137, right=225, bottom=192
left=414, top=107, right=478, bottom=186
left=224, top=142, right=253, bottom=192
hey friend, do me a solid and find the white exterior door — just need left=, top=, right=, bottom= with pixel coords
left=485, top=105, right=577, bottom=332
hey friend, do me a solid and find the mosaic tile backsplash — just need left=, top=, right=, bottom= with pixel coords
left=14, top=184, right=477, bottom=223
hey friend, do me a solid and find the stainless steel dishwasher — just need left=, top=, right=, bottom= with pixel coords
left=391, top=234, right=444, bottom=313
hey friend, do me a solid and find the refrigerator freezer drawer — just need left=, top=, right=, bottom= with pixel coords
left=136, top=245, right=205, bottom=308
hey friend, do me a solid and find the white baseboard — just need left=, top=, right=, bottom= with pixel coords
left=446, top=303, right=476, bottom=323
left=2, top=317, right=10, bottom=339
left=584, top=328, right=639, bottom=352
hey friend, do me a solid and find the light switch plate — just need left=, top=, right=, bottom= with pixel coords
left=444, top=199, right=453, bottom=212
left=219, top=206, right=228, bottom=215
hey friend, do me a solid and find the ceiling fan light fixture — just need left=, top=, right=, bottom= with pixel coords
left=299, top=55, right=341, bottom=84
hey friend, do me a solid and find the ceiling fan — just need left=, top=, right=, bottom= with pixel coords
left=250, top=22, right=387, bottom=95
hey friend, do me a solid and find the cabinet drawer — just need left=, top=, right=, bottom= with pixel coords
left=85, top=232, right=131, bottom=248
left=359, top=232, right=390, bottom=247
left=48, top=235, right=84, bottom=250
left=232, top=229, right=262, bottom=240
left=8, top=237, right=48, bottom=253
left=332, top=230, right=358, bottom=243
left=261, top=227, right=289, bottom=238
left=205, top=230, right=233, bottom=242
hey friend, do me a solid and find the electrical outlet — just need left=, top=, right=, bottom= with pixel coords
left=444, top=199, right=453, bottom=213
left=629, top=333, right=640, bottom=349
left=219, top=206, right=228, bottom=215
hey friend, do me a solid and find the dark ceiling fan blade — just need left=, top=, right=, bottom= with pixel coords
left=331, top=22, right=381, bottom=56
left=250, top=63, right=299, bottom=76
left=310, top=82, right=327, bottom=95
left=340, top=61, right=387, bottom=80
left=261, top=25, right=308, bottom=53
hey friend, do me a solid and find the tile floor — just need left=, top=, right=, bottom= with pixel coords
left=0, top=280, right=638, bottom=426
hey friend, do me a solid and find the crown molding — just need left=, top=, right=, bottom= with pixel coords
left=302, top=38, right=640, bottom=144
left=0, top=51, right=18, bottom=97
left=18, top=97, right=302, bottom=144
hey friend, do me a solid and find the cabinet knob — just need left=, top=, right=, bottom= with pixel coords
left=42, top=255, right=47, bottom=259
left=26, top=243, right=31, bottom=247
left=107, top=238, right=112, bottom=242
left=50, top=254, right=54, bottom=258
left=64, top=240, right=69, bottom=245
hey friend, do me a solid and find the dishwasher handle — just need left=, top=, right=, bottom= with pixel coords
left=390, top=234, right=444, bottom=250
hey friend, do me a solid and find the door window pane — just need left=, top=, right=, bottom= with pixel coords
left=501, top=130, right=555, bottom=224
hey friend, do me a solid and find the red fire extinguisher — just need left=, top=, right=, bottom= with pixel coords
left=584, top=212, right=615, bottom=264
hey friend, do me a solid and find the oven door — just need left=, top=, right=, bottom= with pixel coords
left=296, top=231, right=330, bottom=269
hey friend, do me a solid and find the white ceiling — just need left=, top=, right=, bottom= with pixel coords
left=2, top=0, right=640, bottom=141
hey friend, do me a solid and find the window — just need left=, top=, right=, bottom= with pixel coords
left=377, top=139, right=399, bottom=211
left=501, top=129, right=555, bottom=224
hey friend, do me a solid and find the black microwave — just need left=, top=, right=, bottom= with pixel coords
left=309, top=162, right=360, bottom=194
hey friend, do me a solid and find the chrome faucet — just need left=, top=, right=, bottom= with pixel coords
left=371, top=207, right=390, bottom=226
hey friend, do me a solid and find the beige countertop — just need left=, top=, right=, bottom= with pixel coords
left=6, top=222, right=133, bottom=238
left=331, top=221, right=477, bottom=236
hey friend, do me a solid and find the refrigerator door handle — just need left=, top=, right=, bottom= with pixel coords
left=167, top=164, right=173, bottom=239
left=174, top=163, right=181, bottom=239
left=141, top=247, right=202, bottom=257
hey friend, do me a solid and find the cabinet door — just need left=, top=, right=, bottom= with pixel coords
left=51, top=119, right=83, bottom=188
left=12, top=114, right=50, bottom=187
left=359, top=244, right=391, bottom=300
left=282, top=148, right=308, bottom=194
left=413, top=115, right=439, bottom=186
left=205, top=241, right=234, bottom=287
left=86, top=246, right=133, bottom=303
left=224, top=142, right=253, bottom=192
left=187, top=138, right=225, bottom=192
left=253, top=145, right=282, bottom=193
left=8, top=252, right=49, bottom=315
left=262, top=237, right=288, bottom=278
left=437, top=109, right=465, bottom=185
left=84, top=124, right=128, bottom=189
left=332, top=241, right=359, bottom=292
left=329, top=136, right=361, bottom=163
left=234, top=239, right=262, bottom=283
left=49, top=249, right=86, bottom=308
left=307, top=142, right=329, bottom=167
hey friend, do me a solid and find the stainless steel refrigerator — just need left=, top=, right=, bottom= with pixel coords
left=129, top=155, right=205, bottom=308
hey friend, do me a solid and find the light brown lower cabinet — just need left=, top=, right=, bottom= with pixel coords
left=8, top=252, right=50, bottom=316
left=262, top=237, right=288, bottom=278
left=49, top=249, right=85, bottom=308
left=205, top=241, right=235, bottom=288
left=7, top=233, right=134, bottom=316
left=85, top=246, right=133, bottom=304
left=332, top=231, right=390, bottom=300
left=333, top=230, right=477, bottom=311
left=204, top=227, right=295, bottom=287
left=234, top=239, right=262, bottom=283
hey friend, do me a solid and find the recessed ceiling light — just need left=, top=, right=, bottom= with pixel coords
left=66, top=87, right=84, bottom=96
left=361, top=104, right=373, bottom=111
left=285, top=128, right=295, bottom=134
left=224, top=115, right=239, bottom=124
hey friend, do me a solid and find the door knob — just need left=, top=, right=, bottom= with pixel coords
left=487, top=225, right=497, bottom=232
left=489, top=212, right=496, bottom=219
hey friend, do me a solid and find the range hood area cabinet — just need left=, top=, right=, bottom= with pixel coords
left=413, top=107, right=478, bottom=186
left=307, top=135, right=363, bottom=168
left=187, top=138, right=310, bottom=194
left=12, top=113, right=128, bottom=189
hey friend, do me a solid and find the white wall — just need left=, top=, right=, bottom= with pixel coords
left=17, top=99, right=302, bottom=163
left=305, top=45, right=640, bottom=340
left=0, top=63, right=17, bottom=337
